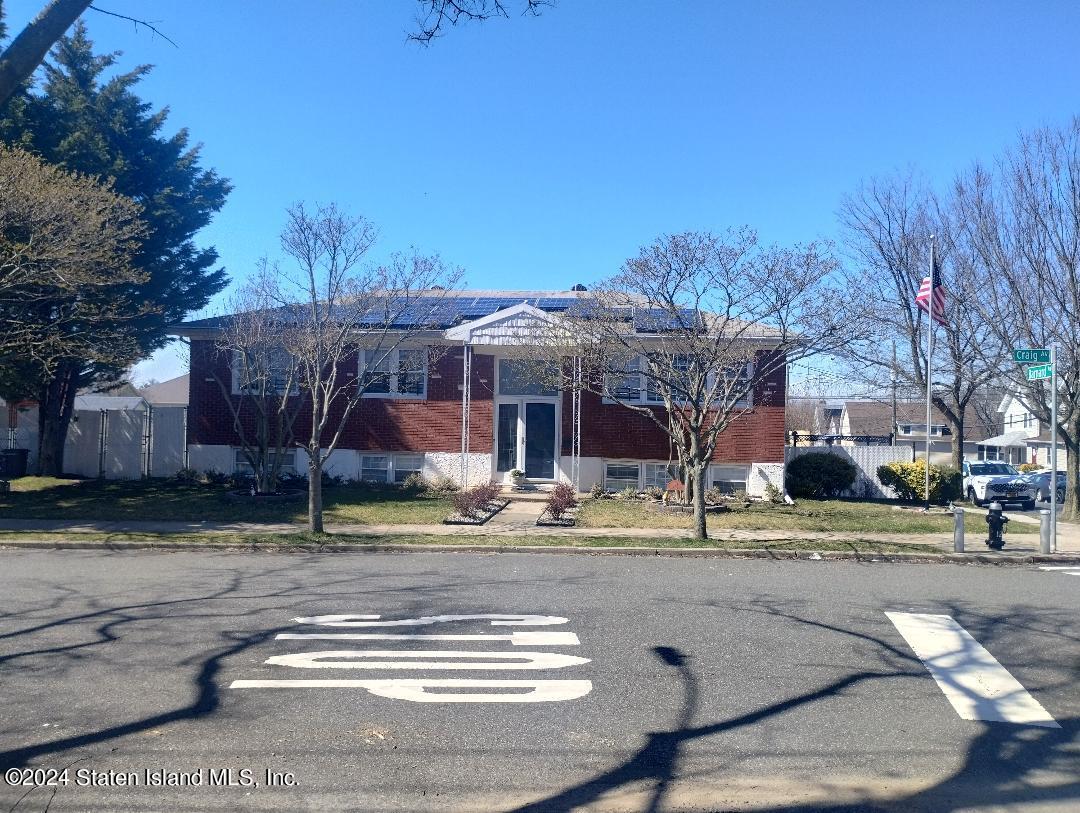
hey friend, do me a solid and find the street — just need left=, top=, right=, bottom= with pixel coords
left=1, top=549, right=1077, bottom=812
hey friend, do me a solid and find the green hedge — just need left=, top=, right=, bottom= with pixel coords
left=785, top=452, right=858, bottom=498
left=877, top=459, right=962, bottom=504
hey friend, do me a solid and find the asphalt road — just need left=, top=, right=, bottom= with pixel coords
left=1, top=549, right=1077, bottom=812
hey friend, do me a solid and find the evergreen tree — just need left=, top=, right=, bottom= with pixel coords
left=0, top=22, right=230, bottom=475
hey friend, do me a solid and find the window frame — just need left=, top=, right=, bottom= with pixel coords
left=604, top=354, right=754, bottom=409
left=603, top=461, right=641, bottom=492
left=233, top=447, right=297, bottom=476
left=359, top=348, right=428, bottom=400
left=709, top=463, right=750, bottom=495
left=231, top=348, right=298, bottom=396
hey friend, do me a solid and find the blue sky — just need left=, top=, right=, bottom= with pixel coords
left=5, top=0, right=1080, bottom=384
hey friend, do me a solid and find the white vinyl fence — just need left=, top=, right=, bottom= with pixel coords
left=786, top=445, right=911, bottom=499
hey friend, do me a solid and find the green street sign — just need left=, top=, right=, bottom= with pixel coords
left=1014, top=348, right=1050, bottom=364
left=1027, top=364, right=1053, bottom=381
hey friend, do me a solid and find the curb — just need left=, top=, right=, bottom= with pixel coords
left=2, top=538, right=1079, bottom=566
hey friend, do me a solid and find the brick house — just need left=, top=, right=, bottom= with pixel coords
left=170, top=291, right=787, bottom=496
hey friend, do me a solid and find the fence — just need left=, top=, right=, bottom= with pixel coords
left=63, top=406, right=187, bottom=480
left=785, top=445, right=911, bottom=499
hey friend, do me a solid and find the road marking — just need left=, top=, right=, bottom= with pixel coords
left=277, top=631, right=580, bottom=646
left=886, top=612, right=1058, bottom=728
left=231, top=612, right=593, bottom=703
left=264, top=649, right=590, bottom=670
left=292, top=613, right=568, bottom=627
left=1037, top=566, right=1080, bottom=576
left=228, top=679, right=592, bottom=702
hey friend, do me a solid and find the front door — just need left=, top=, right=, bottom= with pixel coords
left=495, top=400, right=557, bottom=480
left=524, top=402, right=556, bottom=479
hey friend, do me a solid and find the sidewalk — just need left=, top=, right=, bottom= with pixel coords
left=2, top=513, right=1078, bottom=557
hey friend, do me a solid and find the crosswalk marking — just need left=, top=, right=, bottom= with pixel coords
left=886, top=612, right=1058, bottom=728
left=1038, top=566, right=1080, bottom=576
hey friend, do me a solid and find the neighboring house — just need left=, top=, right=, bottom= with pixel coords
left=169, top=290, right=788, bottom=496
left=977, top=392, right=1069, bottom=470
left=838, top=400, right=998, bottom=465
left=140, top=374, right=189, bottom=407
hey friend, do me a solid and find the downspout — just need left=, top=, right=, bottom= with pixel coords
left=460, top=340, right=471, bottom=487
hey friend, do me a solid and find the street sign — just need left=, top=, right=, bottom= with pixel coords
left=1027, top=364, right=1053, bottom=381
left=1014, top=348, right=1051, bottom=364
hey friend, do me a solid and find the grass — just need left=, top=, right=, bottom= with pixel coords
left=0, top=531, right=944, bottom=554
left=0, top=476, right=452, bottom=525
left=576, top=497, right=1039, bottom=535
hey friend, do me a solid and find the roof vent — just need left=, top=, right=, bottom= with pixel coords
left=571, top=283, right=587, bottom=291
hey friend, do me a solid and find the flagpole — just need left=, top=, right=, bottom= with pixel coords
left=924, top=236, right=935, bottom=511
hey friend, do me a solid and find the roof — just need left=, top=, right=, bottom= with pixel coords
left=843, top=400, right=1000, bottom=439
left=73, top=395, right=147, bottom=411
left=140, top=374, right=189, bottom=406
left=977, top=430, right=1030, bottom=448
left=169, top=289, right=785, bottom=339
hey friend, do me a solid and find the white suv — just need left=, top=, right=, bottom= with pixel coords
left=962, top=460, right=1036, bottom=510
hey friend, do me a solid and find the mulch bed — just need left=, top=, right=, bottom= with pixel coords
left=443, top=499, right=511, bottom=526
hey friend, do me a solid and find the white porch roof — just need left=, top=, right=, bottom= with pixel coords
left=444, top=302, right=563, bottom=345
left=977, top=430, right=1030, bottom=448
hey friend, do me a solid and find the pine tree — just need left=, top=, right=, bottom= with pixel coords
left=0, top=22, right=230, bottom=475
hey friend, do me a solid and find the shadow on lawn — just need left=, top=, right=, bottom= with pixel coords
left=511, top=601, right=1079, bottom=813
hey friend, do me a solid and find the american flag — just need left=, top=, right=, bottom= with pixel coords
left=915, top=255, right=947, bottom=326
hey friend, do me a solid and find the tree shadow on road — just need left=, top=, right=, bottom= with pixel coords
left=508, top=600, right=1080, bottom=813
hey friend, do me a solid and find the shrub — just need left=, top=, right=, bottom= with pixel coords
left=451, top=488, right=484, bottom=519
left=201, top=468, right=231, bottom=486
left=763, top=483, right=783, bottom=504
left=645, top=485, right=664, bottom=500
left=1018, top=462, right=1041, bottom=473
left=704, top=486, right=726, bottom=504
left=619, top=486, right=639, bottom=500
left=589, top=481, right=605, bottom=500
left=785, top=452, right=857, bottom=498
left=173, top=468, right=201, bottom=484
left=400, top=472, right=430, bottom=494
left=429, top=474, right=459, bottom=493
left=545, top=482, right=578, bottom=521
left=474, top=480, right=501, bottom=505
left=877, top=459, right=962, bottom=504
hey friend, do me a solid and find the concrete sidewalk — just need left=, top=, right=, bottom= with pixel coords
left=1, top=515, right=1078, bottom=557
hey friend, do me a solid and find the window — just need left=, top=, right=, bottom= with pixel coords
left=977, top=445, right=1005, bottom=462
left=604, top=462, right=640, bottom=492
left=234, top=448, right=296, bottom=475
left=605, top=354, right=753, bottom=408
left=361, top=455, right=389, bottom=483
left=232, top=348, right=296, bottom=395
left=498, top=359, right=558, bottom=396
left=899, top=425, right=912, bottom=435
left=360, top=349, right=427, bottom=398
left=393, top=454, right=423, bottom=483
left=1023, top=413, right=1034, bottom=429
left=710, top=464, right=749, bottom=495
left=644, top=462, right=681, bottom=490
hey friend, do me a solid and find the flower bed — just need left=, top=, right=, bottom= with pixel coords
left=443, top=482, right=510, bottom=525
left=536, top=483, right=578, bottom=527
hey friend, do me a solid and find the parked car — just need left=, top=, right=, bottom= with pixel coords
left=1021, top=470, right=1066, bottom=503
left=961, top=460, right=1036, bottom=509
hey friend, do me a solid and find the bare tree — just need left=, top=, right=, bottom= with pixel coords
left=273, top=202, right=462, bottom=533
left=410, top=0, right=551, bottom=42
left=838, top=172, right=1004, bottom=469
left=530, top=230, right=860, bottom=540
left=953, top=118, right=1080, bottom=519
left=209, top=263, right=304, bottom=495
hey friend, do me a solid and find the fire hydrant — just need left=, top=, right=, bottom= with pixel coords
left=985, top=501, right=1009, bottom=550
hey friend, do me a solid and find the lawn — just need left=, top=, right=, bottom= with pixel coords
left=0, top=477, right=452, bottom=525
left=0, top=531, right=944, bottom=554
left=576, top=497, right=1038, bottom=535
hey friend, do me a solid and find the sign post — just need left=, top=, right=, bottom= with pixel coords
left=1050, top=344, right=1058, bottom=553
left=1015, top=347, right=1056, bottom=552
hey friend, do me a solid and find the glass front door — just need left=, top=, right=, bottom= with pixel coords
left=495, top=399, right=557, bottom=479
left=524, top=402, right=556, bottom=479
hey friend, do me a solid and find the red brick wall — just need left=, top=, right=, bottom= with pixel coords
left=187, top=341, right=493, bottom=453
left=189, top=342, right=785, bottom=464
left=562, top=354, right=786, bottom=464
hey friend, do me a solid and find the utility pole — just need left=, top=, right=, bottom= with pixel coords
left=891, top=341, right=898, bottom=446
